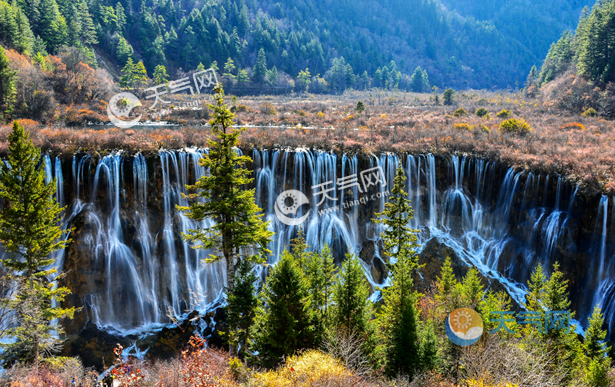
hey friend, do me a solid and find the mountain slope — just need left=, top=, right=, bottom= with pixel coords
left=0, top=0, right=593, bottom=90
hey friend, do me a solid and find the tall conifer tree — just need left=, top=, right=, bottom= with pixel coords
left=583, top=306, right=612, bottom=387
left=226, top=259, right=257, bottom=358
left=0, top=46, right=16, bottom=121
left=179, top=84, right=273, bottom=356
left=250, top=249, right=316, bottom=367
left=0, top=121, right=74, bottom=363
left=331, top=253, right=376, bottom=365
left=374, top=166, right=423, bottom=378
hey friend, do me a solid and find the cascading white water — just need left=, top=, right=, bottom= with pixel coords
left=36, top=149, right=614, bottom=337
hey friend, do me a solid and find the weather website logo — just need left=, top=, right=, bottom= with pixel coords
left=445, top=308, right=484, bottom=346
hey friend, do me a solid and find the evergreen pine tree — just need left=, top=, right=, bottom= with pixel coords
left=525, top=262, right=583, bottom=381
left=223, top=57, right=235, bottom=76
left=179, top=84, right=273, bottom=356
left=250, top=249, right=316, bottom=367
left=305, top=243, right=336, bottom=344
left=252, top=48, right=267, bottom=84
left=410, top=66, right=426, bottom=92
left=0, top=2, right=33, bottom=53
left=540, top=30, right=574, bottom=84
left=119, top=57, right=136, bottom=89
left=267, top=65, right=278, bottom=85
left=435, top=256, right=458, bottom=315
left=332, top=253, right=372, bottom=335
left=434, top=256, right=462, bottom=379
left=115, top=37, right=133, bottom=65
left=290, top=228, right=312, bottom=270
left=331, top=253, right=376, bottom=365
left=153, top=64, right=169, bottom=85
left=0, top=46, right=16, bottom=121
left=0, top=3, right=18, bottom=44
left=421, top=70, right=430, bottom=91
left=525, top=264, right=547, bottom=312
left=459, top=267, right=484, bottom=311
left=32, top=35, right=47, bottom=56
left=0, top=122, right=74, bottom=363
left=355, top=100, right=365, bottom=114
left=443, top=88, right=455, bottom=105
left=77, top=0, right=97, bottom=45
left=226, top=259, right=257, bottom=358
left=583, top=306, right=612, bottom=387
left=37, top=0, right=67, bottom=52
left=526, top=65, right=538, bottom=88
left=115, top=2, right=126, bottom=32
left=297, top=68, right=311, bottom=92
left=418, top=318, right=439, bottom=371
left=237, top=68, right=249, bottom=83
left=133, top=61, right=148, bottom=87
left=374, top=166, right=422, bottom=378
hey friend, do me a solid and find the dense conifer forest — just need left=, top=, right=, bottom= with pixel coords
left=0, top=0, right=595, bottom=91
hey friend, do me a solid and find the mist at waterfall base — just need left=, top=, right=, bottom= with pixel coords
left=38, top=149, right=615, bottom=344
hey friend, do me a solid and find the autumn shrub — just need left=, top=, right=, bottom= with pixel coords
left=479, top=124, right=490, bottom=133
left=110, top=344, right=146, bottom=386
left=453, top=108, right=467, bottom=117
left=454, top=122, right=474, bottom=131
left=248, top=349, right=359, bottom=387
left=560, top=122, right=585, bottom=131
left=464, top=380, right=518, bottom=387
left=499, top=118, right=532, bottom=135
left=317, top=111, right=325, bottom=119
left=5, top=357, right=95, bottom=386
left=261, top=102, right=278, bottom=115
left=582, top=107, right=598, bottom=117
left=236, top=104, right=249, bottom=113
left=496, top=109, right=512, bottom=118
left=475, top=107, right=489, bottom=118
left=181, top=336, right=234, bottom=386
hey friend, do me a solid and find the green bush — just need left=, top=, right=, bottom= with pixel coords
left=499, top=118, right=532, bottom=135
left=443, top=88, right=455, bottom=105
left=454, top=122, right=473, bottom=131
left=480, top=124, right=490, bottom=133
left=475, top=107, right=489, bottom=117
left=355, top=100, right=365, bottom=113
left=496, top=109, right=512, bottom=118
left=582, top=107, right=597, bottom=117
left=453, top=108, right=467, bottom=117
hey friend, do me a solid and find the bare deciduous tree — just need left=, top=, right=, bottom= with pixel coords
left=460, top=336, right=570, bottom=387
left=323, top=326, right=372, bottom=378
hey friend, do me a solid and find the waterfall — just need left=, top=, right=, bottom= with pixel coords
left=30, top=150, right=615, bottom=337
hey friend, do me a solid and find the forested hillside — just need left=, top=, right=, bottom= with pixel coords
left=441, top=0, right=594, bottom=67
left=0, top=0, right=590, bottom=91
left=535, top=0, right=615, bottom=117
